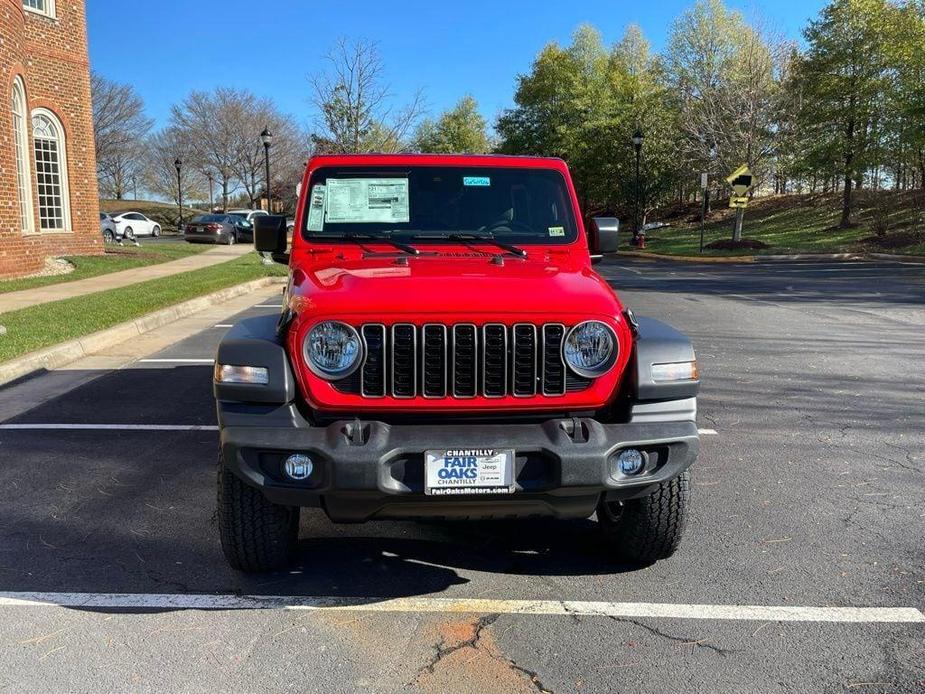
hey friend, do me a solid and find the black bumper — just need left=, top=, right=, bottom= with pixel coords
left=220, top=405, right=699, bottom=522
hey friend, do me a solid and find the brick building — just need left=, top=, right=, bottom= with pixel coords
left=0, top=0, right=100, bottom=279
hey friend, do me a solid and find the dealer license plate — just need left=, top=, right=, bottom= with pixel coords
left=424, top=449, right=515, bottom=496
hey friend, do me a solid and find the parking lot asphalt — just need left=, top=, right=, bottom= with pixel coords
left=0, top=258, right=922, bottom=693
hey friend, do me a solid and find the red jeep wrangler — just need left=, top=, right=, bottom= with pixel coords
left=214, top=154, right=700, bottom=573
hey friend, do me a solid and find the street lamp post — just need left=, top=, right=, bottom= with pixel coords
left=631, top=129, right=644, bottom=246
left=207, top=172, right=214, bottom=212
left=261, top=127, right=273, bottom=212
left=174, top=158, right=183, bottom=232
left=259, top=128, right=274, bottom=265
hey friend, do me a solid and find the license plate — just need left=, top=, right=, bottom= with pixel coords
left=424, top=449, right=515, bottom=496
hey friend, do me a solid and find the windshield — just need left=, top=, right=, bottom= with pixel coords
left=302, top=166, right=578, bottom=245
left=192, top=215, right=228, bottom=223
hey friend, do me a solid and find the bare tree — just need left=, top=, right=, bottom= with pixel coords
left=144, top=126, right=203, bottom=210
left=91, top=72, right=153, bottom=199
left=229, top=98, right=309, bottom=208
left=310, top=38, right=425, bottom=153
left=170, top=88, right=250, bottom=210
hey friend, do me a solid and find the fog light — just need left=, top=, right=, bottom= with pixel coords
left=615, top=449, right=645, bottom=476
left=284, top=454, right=314, bottom=480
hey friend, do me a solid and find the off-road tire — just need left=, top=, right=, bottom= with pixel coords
left=597, top=471, right=690, bottom=565
left=217, top=452, right=299, bottom=572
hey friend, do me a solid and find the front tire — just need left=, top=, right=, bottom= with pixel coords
left=217, top=453, right=299, bottom=572
left=597, top=471, right=690, bottom=565
left=152, top=225, right=161, bottom=238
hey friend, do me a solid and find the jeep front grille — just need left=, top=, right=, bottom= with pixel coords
left=333, top=323, right=593, bottom=399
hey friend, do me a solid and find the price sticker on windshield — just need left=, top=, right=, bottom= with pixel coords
left=463, top=176, right=491, bottom=187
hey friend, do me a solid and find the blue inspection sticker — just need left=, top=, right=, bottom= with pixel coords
left=463, top=176, right=491, bottom=187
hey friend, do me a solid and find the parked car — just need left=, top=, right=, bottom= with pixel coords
left=213, top=153, right=701, bottom=573
left=227, top=209, right=270, bottom=224
left=184, top=214, right=253, bottom=245
left=111, top=212, right=161, bottom=240
left=100, top=212, right=118, bottom=242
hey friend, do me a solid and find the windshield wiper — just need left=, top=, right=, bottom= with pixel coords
left=340, top=231, right=420, bottom=256
left=400, top=231, right=527, bottom=258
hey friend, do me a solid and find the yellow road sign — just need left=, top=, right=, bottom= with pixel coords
left=729, top=196, right=749, bottom=209
left=726, top=165, right=754, bottom=197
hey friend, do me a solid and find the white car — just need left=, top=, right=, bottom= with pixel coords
left=111, top=212, right=161, bottom=239
left=227, top=209, right=269, bottom=224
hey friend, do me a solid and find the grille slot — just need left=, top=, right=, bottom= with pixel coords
left=422, top=324, right=448, bottom=398
left=361, top=325, right=386, bottom=397
left=452, top=325, right=478, bottom=398
left=512, top=324, right=538, bottom=396
left=542, top=324, right=567, bottom=395
left=333, top=323, right=600, bottom=399
left=391, top=324, right=416, bottom=398
left=482, top=324, right=508, bottom=398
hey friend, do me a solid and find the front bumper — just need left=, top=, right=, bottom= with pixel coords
left=220, top=406, right=699, bottom=522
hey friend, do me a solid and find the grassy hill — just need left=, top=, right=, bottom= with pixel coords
left=633, top=189, right=925, bottom=256
left=100, top=199, right=204, bottom=232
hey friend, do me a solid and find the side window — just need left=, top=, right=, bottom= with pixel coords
left=31, top=108, right=71, bottom=232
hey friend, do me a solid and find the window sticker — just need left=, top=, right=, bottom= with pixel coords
left=548, top=226, right=566, bottom=237
left=326, top=178, right=410, bottom=224
left=463, top=176, right=491, bottom=187
left=307, top=184, right=326, bottom=231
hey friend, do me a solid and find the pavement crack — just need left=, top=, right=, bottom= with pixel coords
left=608, top=616, right=734, bottom=657
left=415, top=613, right=501, bottom=677
left=507, top=661, right=555, bottom=693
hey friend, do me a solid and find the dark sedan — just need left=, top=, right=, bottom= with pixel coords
left=183, top=214, right=253, bottom=245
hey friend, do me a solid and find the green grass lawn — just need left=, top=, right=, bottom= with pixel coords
left=0, top=252, right=287, bottom=363
left=631, top=190, right=925, bottom=257
left=0, top=242, right=211, bottom=295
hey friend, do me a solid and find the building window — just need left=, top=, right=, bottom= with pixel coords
left=23, top=0, right=55, bottom=18
left=32, top=109, right=71, bottom=232
left=12, top=77, right=34, bottom=233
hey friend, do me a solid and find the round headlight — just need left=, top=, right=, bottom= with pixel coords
left=304, top=321, right=362, bottom=379
left=563, top=321, right=618, bottom=378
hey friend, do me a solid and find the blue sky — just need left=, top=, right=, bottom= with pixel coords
left=87, top=0, right=827, bottom=132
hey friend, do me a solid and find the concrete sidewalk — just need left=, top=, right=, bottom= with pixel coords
left=0, top=243, right=253, bottom=314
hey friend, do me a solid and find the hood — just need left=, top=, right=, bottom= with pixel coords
left=287, top=248, right=622, bottom=319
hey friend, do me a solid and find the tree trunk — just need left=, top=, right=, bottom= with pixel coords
left=222, top=179, right=229, bottom=212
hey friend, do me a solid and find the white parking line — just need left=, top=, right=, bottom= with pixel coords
left=257, top=304, right=283, bottom=308
left=0, top=424, right=219, bottom=431
left=137, top=358, right=215, bottom=364
left=0, top=592, right=920, bottom=623
left=698, top=429, right=719, bottom=436
left=213, top=324, right=234, bottom=328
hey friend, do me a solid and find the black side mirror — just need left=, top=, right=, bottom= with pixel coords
left=254, top=215, right=289, bottom=263
left=589, top=217, right=620, bottom=265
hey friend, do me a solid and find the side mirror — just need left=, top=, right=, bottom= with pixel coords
left=589, top=217, right=619, bottom=265
left=254, top=215, right=289, bottom=263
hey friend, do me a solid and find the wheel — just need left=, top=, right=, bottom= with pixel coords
left=217, top=452, right=299, bottom=572
left=597, top=471, right=690, bottom=565
left=103, top=230, right=114, bottom=243
left=226, top=231, right=236, bottom=245
left=152, top=225, right=161, bottom=238
left=124, top=227, right=135, bottom=241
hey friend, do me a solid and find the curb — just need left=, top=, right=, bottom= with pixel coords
left=616, top=250, right=925, bottom=265
left=0, top=276, right=287, bottom=387
left=616, top=251, right=756, bottom=264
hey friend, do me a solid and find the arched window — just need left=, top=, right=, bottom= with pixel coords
left=31, top=108, right=71, bottom=232
left=12, top=77, right=34, bottom=233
